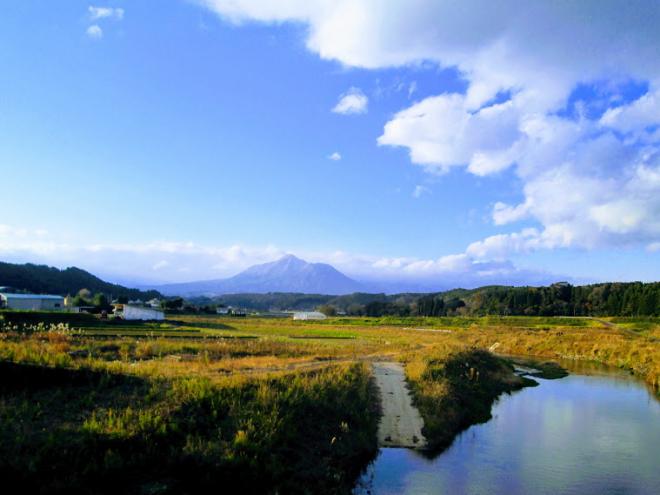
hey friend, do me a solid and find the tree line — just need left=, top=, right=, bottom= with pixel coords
left=416, top=282, right=659, bottom=317
left=312, top=282, right=660, bottom=317
left=0, top=262, right=161, bottom=301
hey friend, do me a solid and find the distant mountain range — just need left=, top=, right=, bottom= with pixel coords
left=155, top=255, right=365, bottom=297
left=0, top=255, right=566, bottom=301
left=3, top=259, right=654, bottom=318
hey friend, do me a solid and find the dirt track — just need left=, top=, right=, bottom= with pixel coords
left=372, top=362, right=426, bottom=449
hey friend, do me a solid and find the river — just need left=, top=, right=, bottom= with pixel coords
left=355, top=363, right=660, bottom=494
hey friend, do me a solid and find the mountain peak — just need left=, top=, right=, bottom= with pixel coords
left=157, top=254, right=364, bottom=296
left=276, top=254, right=306, bottom=265
left=280, top=254, right=301, bottom=261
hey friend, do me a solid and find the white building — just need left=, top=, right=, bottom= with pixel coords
left=117, top=305, right=165, bottom=321
left=146, top=298, right=162, bottom=309
left=293, top=311, right=327, bottom=321
left=0, top=293, right=65, bottom=311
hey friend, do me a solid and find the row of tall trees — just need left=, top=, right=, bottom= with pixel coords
left=416, top=282, right=660, bottom=317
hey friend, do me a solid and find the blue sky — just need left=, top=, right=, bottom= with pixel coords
left=1, top=1, right=659, bottom=288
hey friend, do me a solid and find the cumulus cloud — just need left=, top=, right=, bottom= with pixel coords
left=378, top=94, right=519, bottom=174
left=328, top=151, right=342, bottom=161
left=198, top=0, right=660, bottom=260
left=85, top=6, right=124, bottom=38
left=198, top=1, right=660, bottom=107
left=88, top=6, right=124, bottom=21
left=0, top=224, right=558, bottom=287
left=332, top=87, right=368, bottom=115
left=600, top=86, right=660, bottom=133
left=86, top=25, right=103, bottom=39
left=492, top=201, right=529, bottom=226
left=466, top=228, right=549, bottom=261
left=0, top=226, right=287, bottom=283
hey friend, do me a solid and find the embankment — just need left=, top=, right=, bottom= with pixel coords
left=464, top=327, right=660, bottom=396
left=405, top=349, right=536, bottom=454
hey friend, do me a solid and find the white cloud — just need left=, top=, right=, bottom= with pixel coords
left=328, top=151, right=342, bottom=161
left=382, top=96, right=660, bottom=252
left=0, top=223, right=557, bottom=287
left=152, top=260, right=170, bottom=271
left=466, top=228, right=549, bottom=261
left=0, top=224, right=32, bottom=238
left=198, top=1, right=660, bottom=260
left=590, top=200, right=648, bottom=235
left=492, top=201, right=529, bottom=226
left=198, top=1, right=660, bottom=109
left=332, top=87, right=368, bottom=115
left=86, top=25, right=103, bottom=39
left=0, top=227, right=288, bottom=283
left=378, top=94, right=519, bottom=174
left=600, top=86, right=660, bottom=133
left=86, top=6, right=124, bottom=38
left=412, top=185, right=429, bottom=199
left=88, top=6, right=124, bottom=21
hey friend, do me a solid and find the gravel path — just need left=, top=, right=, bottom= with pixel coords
left=372, top=362, right=426, bottom=449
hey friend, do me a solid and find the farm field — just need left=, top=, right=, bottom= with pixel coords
left=1, top=312, right=658, bottom=494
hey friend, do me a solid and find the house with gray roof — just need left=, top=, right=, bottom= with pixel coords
left=0, top=293, right=65, bottom=311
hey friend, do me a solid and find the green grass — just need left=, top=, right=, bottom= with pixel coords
left=306, top=315, right=597, bottom=329
left=404, top=349, right=535, bottom=453
left=0, top=361, right=378, bottom=494
left=606, top=316, right=660, bottom=333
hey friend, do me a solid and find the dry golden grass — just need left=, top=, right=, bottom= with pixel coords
left=2, top=316, right=657, bottom=392
left=0, top=314, right=657, bottom=493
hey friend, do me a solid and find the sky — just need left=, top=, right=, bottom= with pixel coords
left=1, top=1, right=659, bottom=289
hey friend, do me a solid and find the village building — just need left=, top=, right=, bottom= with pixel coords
left=0, top=293, right=65, bottom=311
left=292, top=311, right=327, bottom=321
left=114, top=304, right=165, bottom=321
left=146, top=298, right=162, bottom=309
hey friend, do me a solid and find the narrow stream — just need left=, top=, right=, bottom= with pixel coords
left=355, top=364, right=660, bottom=494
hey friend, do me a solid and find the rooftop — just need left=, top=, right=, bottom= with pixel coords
left=0, top=293, right=64, bottom=300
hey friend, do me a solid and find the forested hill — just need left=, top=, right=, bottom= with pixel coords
left=202, top=282, right=659, bottom=317
left=0, top=262, right=162, bottom=300
left=416, top=282, right=660, bottom=317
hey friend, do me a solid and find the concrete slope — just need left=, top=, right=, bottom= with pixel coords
left=372, top=362, right=426, bottom=449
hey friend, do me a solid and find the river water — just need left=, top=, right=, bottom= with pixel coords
left=355, top=364, right=660, bottom=494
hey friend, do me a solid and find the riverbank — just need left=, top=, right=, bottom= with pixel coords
left=461, top=324, right=660, bottom=396
left=404, top=349, right=537, bottom=454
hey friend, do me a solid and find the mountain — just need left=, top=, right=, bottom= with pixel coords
left=156, top=255, right=365, bottom=296
left=0, top=262, right=162, bottom=300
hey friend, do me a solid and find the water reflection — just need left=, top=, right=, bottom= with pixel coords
left=355, top=370, right=660, bottom=495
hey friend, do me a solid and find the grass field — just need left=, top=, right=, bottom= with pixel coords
left=0, top=312, right=658, bottom=493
